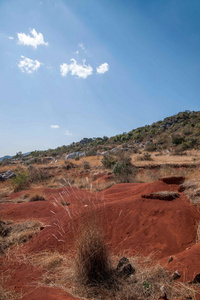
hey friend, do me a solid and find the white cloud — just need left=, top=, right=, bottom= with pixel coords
left=60, top=59, right=93, bottom=79
left=65, top=130, right=72, bottom=136
left=75, top=50, right=79, bottom=54
left=8, top=36, right=14, bottom=40
left=18, top=56, right=41, bottom=74
left=50, top=125, right=59, bottom=129
left=78, top=43, right=85, bottom=50
left=17, top=29, right=48, bottom=49
left=96, top=63, right=109, bottom=74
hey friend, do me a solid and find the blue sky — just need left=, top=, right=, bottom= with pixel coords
left=0, top=0, right=200, bottom=156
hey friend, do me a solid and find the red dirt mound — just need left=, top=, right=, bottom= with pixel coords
left=162, top=242, right=200, bottom=282
left=93, top=174, right=114, bottom=184
left=1, top=181, right=200, bottom=299
left=4, top=181, right=198, bottom=261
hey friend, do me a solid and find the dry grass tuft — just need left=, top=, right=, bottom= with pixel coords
left=196, top=222, right=200, bottom=243
left=31, top=251, right=64, bottom=270
left=29, top=194, right=45, bottom=202
left=30, top=250, right=199, bottom=300
left=0, top=285, right=20, bottom=300
left=0, top=220, right=42, bottom=254
left=75, top=222, right=112, bottom=287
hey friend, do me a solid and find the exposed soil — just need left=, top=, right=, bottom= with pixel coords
left=0, top=177, right=200, bottom=299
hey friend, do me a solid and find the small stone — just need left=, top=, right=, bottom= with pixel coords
left=192, top=273, right=200, bottom=283
left=167, top=256, right=173, bottom=263
left=121, top=263, right=135, bottom=277
left=158, top=293, right=167, bottom=300
left=171, top=270, right=181, bottom=280
left=116, top=257, right=130, bottom=270
left=158, top=292, right=168, bottom=300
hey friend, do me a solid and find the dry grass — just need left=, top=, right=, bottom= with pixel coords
left=132, top=150, right=200, bottom=166
left=196, top=222, right=200, bottom=243
left=0, top=285, right=20, bottom=300
left=92, top=181, right=115, bottom=191
left=29, top=194, right=45, bottom=202
left=28, top=250, right=199, bottom=300
left=179, top=171, right=200, bottom=205
left=136, top=165, right=194, bottom=183
left=0, top=220, right=42, bottom=254
left=74, top=221, right=112, bottom=286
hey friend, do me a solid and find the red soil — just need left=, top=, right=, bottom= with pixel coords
left=93, top=174, right=114, bottom=184
left=1, top=180, right=200, bottom=299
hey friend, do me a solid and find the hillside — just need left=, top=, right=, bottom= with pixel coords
left=22, top=110, right=200, bottom=158
left=0, top=156, right=12, bottom=162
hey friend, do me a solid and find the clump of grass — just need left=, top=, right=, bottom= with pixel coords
left=0, top=285, right=19, bottom=300
left=75, top=221, right=112, bottom=286
left=29, top=194, right=45, bottom=202
left=136, top=153, right=153, bottom=161
left=0, top=220, right=42, bottom=254
left=83, top=161, right=91, bottom=170
left=196, top=222, right=200, bottom=243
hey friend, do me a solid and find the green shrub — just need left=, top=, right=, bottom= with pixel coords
left=85, top=148, right=97, bottom=156
left=145, top=143, right=157, bottom=152
left=113, top=156, right=137, bottom=183
left=102, top=154, right=117, bottom=168
left=172, top=135, right=185, bottom=145
left=11, top=170, right=29, bottom=192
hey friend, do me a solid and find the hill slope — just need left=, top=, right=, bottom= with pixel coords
left=11, top=110, right=200, bottom=159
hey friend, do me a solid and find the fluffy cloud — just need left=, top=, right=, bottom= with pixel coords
left=18, top=56, right=41, bottom=74
left=65, top=130, right=72, bottom=136
left=17, top=29, right=48, bottom=49
left=96, top=63, right=109, bottom=74
left=8, top=36, right=14, bottom=40
left=50, top=125, right=59, bottom=129
left=60, top=59, right=93, bottom=79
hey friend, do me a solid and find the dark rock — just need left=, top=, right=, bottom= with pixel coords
left=121, top=264, right=135, bottom=277
left=160, top=176, right=185, bottom=185
left=158, top=293, right=168, bottom=300
left=116, top=257, right=135, bottom=278
left=192, top=273, right=200, bottom=283
left=171, top=270, right=181, bottom=280
left=116, top=256, right=130, bottom=270
left=142, top=191, right=180, bottom=201
left=167, top=256, right=173, bottom=263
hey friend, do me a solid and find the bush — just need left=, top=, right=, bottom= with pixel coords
left=172, top=135, right=185, bottom=145
left=11, top=169, right=29, bottom=192
left=113, top=156, right=137, bottom=183
left=28, top=166, right=51, bottom=182
left=85, top=148, right=97, bottom=157
left=102, top=154, right=117, bottom=168
left=137, top=153, right=152, bottom=161
left=83, top=161, right=91, bottom=170
left=145, top=143, right=157, bottom=152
